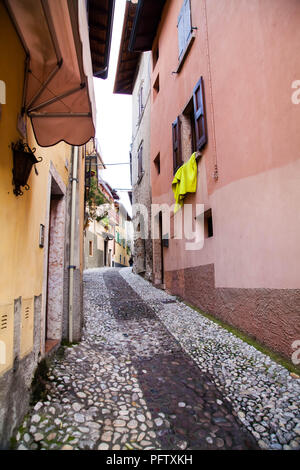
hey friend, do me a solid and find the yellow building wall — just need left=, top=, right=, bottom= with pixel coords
left=0, top=4, right=72, bottom=375
left=115, top=223, right=131, bottom=267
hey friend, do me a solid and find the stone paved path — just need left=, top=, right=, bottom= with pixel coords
left=13, top=268, right=259, bottom=450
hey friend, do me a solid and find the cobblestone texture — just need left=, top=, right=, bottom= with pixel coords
left=13, top=268, right=300, bottom=450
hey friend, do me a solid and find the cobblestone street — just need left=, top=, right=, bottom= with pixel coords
left=13, top=268, right=300, bottom=451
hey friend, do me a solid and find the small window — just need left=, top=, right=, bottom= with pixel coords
left=153, top=74, right=159, bottom=100
left=154, top=153, right=160, bottom=174
left=177, top=0, right=192, bottom=62
left=204, top=209, right=213, bottom=238
left=120, top=254, right=122, bottom=263
left=89, top=240, right=93, bottom=256
left=181, top=97, right=197, bottom=159
left=124, top=256, right=125, bottom=264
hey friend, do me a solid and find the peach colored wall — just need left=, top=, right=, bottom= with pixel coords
left=150, top=0, right=300, bottom=289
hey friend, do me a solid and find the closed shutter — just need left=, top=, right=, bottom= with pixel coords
left=172, top=116, right=182, bottom=173
left=193, top=77, right=207, bottom=150
left=177, top=6, right=185, bottom=61
left=183, top=0, right=192, bottom=46
left=177, top=0, right=192, bottom=61
left=138, top=144, right=143, bottom=179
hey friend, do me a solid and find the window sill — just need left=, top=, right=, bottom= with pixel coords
left=175, top=32, right=196, bottom=74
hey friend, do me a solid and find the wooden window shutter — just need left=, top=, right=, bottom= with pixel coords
left=172, top=116, right=182, bottom=173
left=193, top=76, right=207, bottom=150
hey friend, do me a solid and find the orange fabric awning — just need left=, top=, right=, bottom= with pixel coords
left=6, top=0, right=96, bottom=147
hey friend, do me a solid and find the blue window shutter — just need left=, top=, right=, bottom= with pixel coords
left=183, top=0, right=191, bottom=45
left=177, top=0, right=191, bottom=61
left=177, top=5, right=185, bottom=60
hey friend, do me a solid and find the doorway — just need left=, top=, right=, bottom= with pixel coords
left=45, top=177, right=65, bottom=349
left=159, top=211, right=164, bottom=285
left=104, top=239, right=108, bottom=266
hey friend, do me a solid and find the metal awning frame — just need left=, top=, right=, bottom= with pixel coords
left=5, top=0, right=92, bottom=121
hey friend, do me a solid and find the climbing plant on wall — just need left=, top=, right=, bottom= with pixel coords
left=86, top=176, right=108, bottom=223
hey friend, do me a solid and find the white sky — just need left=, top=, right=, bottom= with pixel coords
left=93, top=0, right=132, bottom=215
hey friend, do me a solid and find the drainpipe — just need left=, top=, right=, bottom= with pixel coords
left=68, top=145, right=79, bottom=343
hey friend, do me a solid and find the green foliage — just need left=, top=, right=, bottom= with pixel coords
left=87, top=176, right=107, bottom=221
left=101, top=216, right=109, bottom=227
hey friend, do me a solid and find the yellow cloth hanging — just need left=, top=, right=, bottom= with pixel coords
left=172, top=152, right=197, bottom=213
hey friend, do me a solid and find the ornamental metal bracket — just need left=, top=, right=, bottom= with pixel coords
left=11, top=140, right=43, bottom=196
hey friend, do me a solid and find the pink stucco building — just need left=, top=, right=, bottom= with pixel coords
left=127, top=0, right=300, bottom=361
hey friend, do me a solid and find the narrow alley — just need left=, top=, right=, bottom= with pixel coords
left=2, top=0, right=300, bottom=457
left=13, top=268, right=299, bottom=451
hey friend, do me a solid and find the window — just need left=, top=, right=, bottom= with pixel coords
left=154, top=153, right=160, bottom=174
left=204, top=209, right=213, bottom=238
left=182, top=97, right=197, bottom=158
left=120, top=254, right=121, bottom=263
left=177, top=0, right=192, bottom=62
left=172, top=117, right=183, bottom=173
left=89, top=240, right=93, bottom=256
left=172, top=77, right=207, bottom=173
left=124, top=256, right=125, bottom=264
left=137, top=143, right=143, bottom=182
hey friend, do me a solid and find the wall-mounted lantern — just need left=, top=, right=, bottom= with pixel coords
left=11, top=141, right=42, bottom=196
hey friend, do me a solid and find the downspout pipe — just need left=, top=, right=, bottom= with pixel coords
left=69, top=145, right=79, bottom=343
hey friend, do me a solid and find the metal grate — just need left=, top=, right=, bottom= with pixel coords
left=24, top=306, right=30, bottom=320
left=0, top=313, right=8, bottom=330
